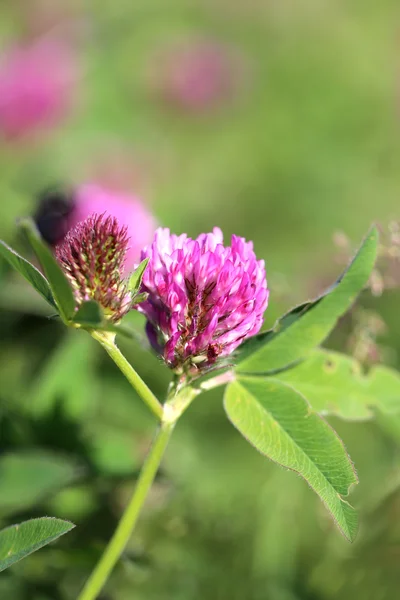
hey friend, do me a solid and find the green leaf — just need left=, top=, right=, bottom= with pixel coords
left=71, top=301, right=135, bottom=338
left=128, top=258, right=149, bottom=294
left=233, top=302, right=313, bottom=366
left=132, top=292, right=148, bottom=304
left=236, top=226, right=379, bottom=374
left=89, top=424, right=140, bottom=475
left=0, top=518, right=74, bottom=573
left=28, top=331, right=96, bottom=419
left=19, top=218, right=76, bottom=323
left=275, top=349, right=400, bottom=420
left=224, top=377, right=358, bottom=541
left=0, top=240, right=56, bottom=309
left=72, top=301, right=104, bottom=327
left=0, top=452, right=79, bottom=517
left=71, top=302, right=134, bottom=339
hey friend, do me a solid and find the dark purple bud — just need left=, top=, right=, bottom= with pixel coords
left=34, top=185, right=76, bottom=245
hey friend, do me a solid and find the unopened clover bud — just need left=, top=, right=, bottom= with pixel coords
left=55, top=213, right=133, bottom=323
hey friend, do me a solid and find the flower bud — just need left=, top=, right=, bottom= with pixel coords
left=35, top=183, right=156, bottom=273
left=55, top=213, right=132, bottom=322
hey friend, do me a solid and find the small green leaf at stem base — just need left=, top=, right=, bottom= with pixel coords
left=224, top=376, right=358, bottom=542
left=19, top=218, right=76, bottom=322
left=72, top=300, right=136, bottom=339
left=73, top=301, right=104, bottom=328
left=236, top=226, right=378, bottom=374
left=0, top=517, right=75, bottom=573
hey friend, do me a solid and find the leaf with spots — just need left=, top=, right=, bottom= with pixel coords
left=0, top=518, right=75, bottom=573
left=224, top=377, right=358, bottom=541
left=275, top=349, right=400, bottom=420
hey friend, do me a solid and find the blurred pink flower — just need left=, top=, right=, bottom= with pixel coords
left=35, top=183, right=157, bottom=273
left=138, top=227, right=268, bottom=373
left=20, top=0, right=80, bottom=39
left=0, top=36, right=77, bottom=139
left=152, top=40, right=245, bottom=113
left=72, top=184, right=157, bottom=272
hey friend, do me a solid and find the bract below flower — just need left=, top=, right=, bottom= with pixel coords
left=138, top=227, right=269, bottom=374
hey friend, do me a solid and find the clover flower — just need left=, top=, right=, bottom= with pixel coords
left=55, top=213, right=132, bottom=322
left=137, top=227, right=268, bottom=373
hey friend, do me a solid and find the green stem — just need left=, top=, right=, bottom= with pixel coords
left=78, top=335, right=201, bottom=599
left=77, top=421, right=174, bottom=600
left=91, top=330, right=163, bottom=420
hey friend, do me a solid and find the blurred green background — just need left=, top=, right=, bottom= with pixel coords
left=1, top=1, right=400, bottom=598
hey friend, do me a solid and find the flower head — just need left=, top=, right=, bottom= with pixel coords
left=55, top=213, right=132, bottom=322
left=35, top=183, right=157, bottom=272
left=138, top=227, right=268, bottom=374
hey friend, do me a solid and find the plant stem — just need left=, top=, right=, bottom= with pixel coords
left=91, top=330, right=163, bottom=420
left=77, top=420, right=174, bottom=600
left=78, top=337, right=202, bottom=599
